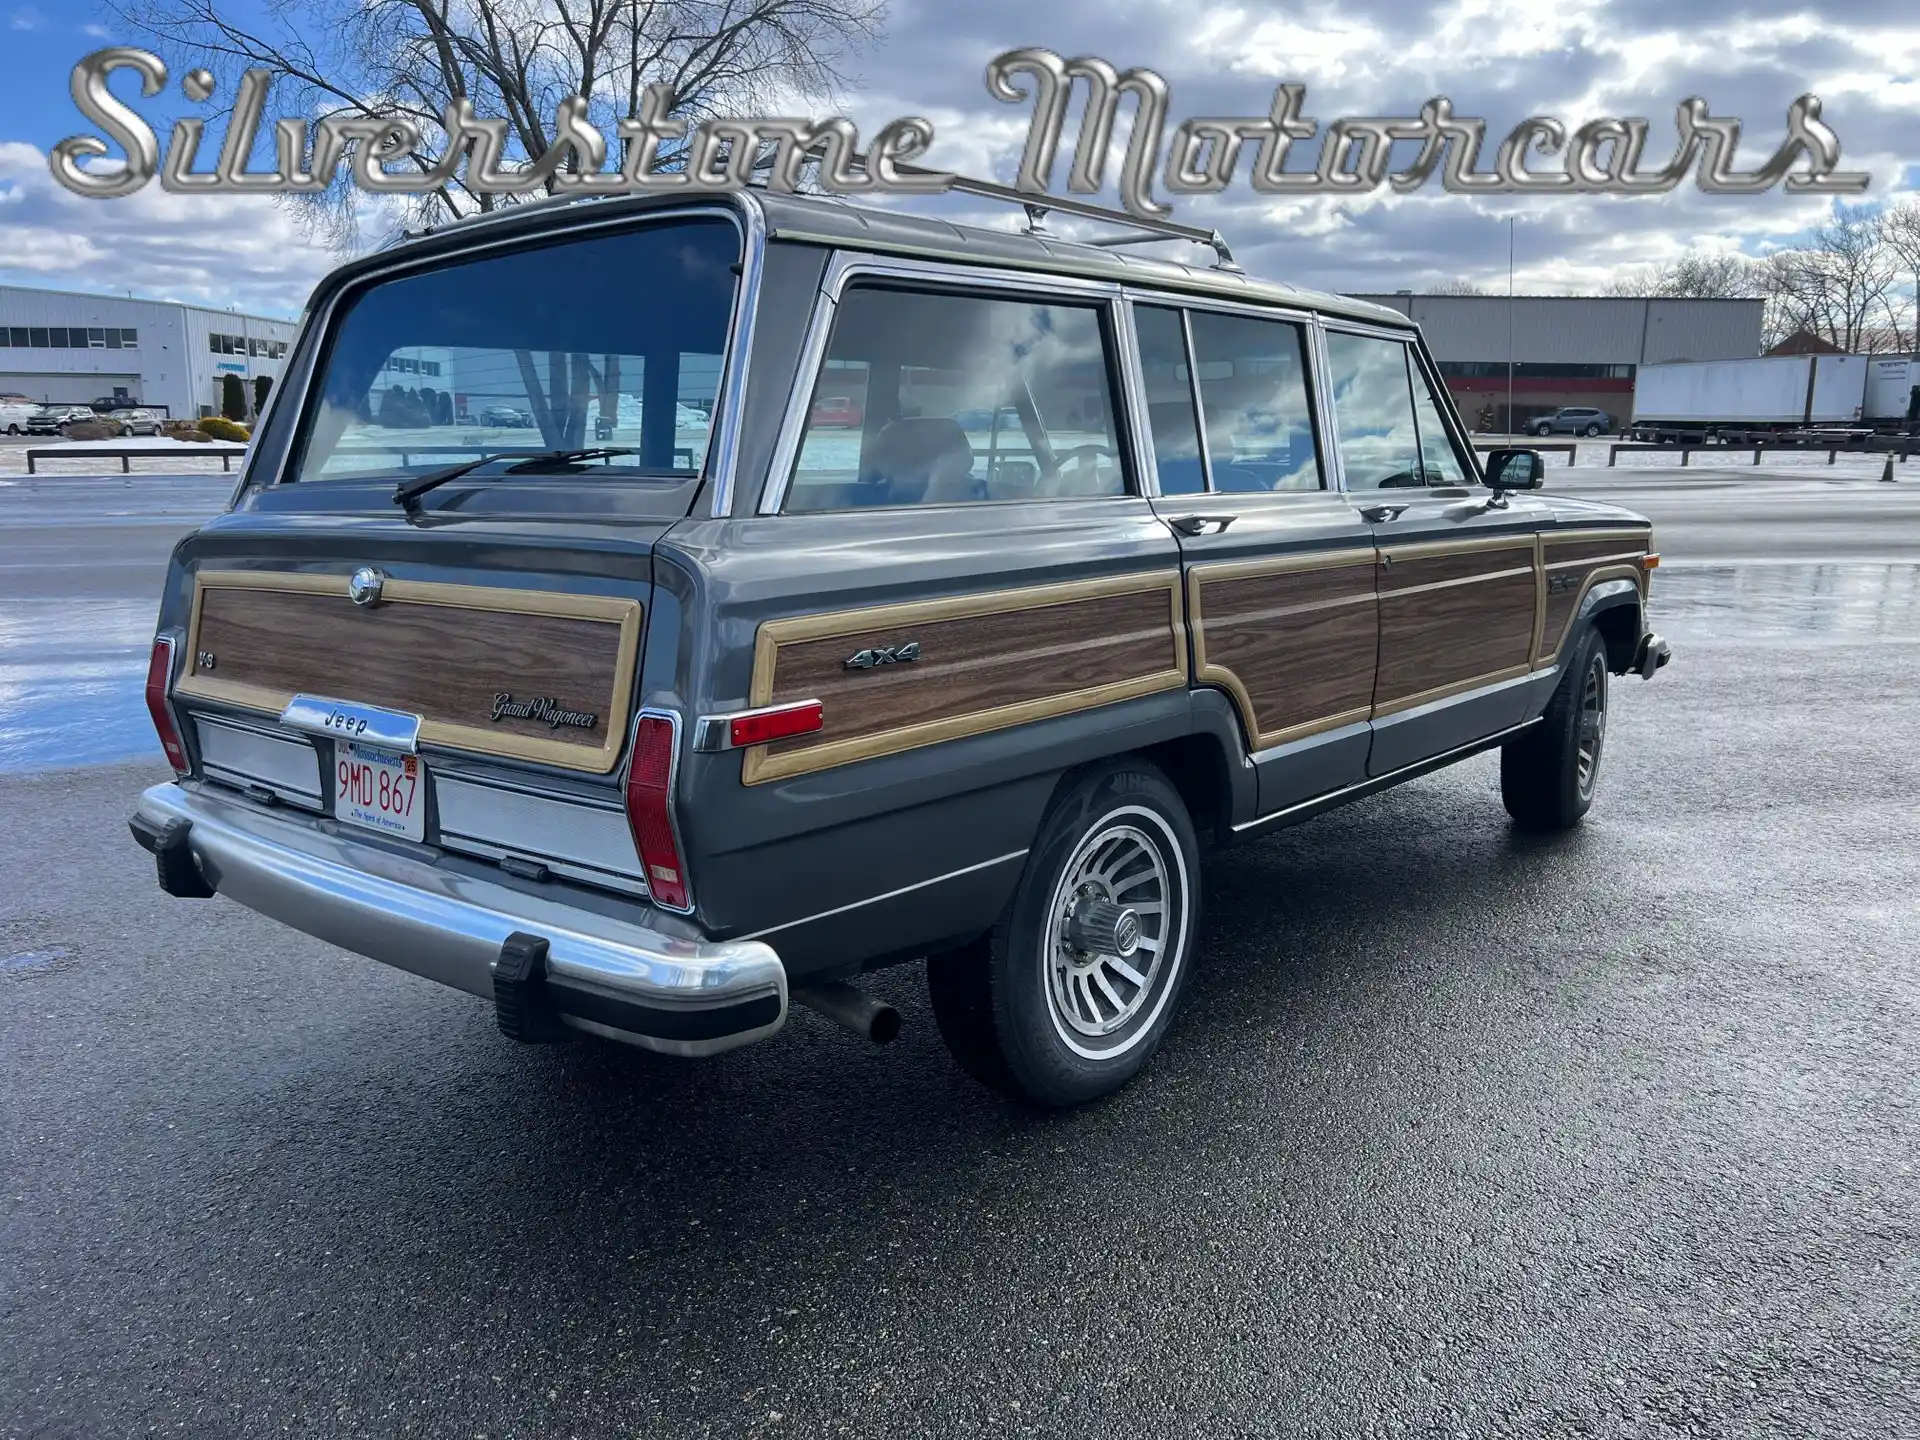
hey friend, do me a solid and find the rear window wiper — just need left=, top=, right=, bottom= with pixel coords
left=393, top=448, right=641, bottom=514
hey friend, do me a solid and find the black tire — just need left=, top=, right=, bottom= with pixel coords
left=926, top=759, right=1200, bottom=1107
left=1583, top=422, right=1603, bottom=437
left=1502, top=625, right=1610, bottom=831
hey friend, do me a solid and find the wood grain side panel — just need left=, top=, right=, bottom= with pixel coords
left=767, top=589, right=1176, bottom=747
left=1535, top=531, right=1651, bottom=665
left=1544, top=535, right=1649, bottom=569
left=176, top=573, right=641, bottom=772
left=1192, top=557, right=1378, bottom=749
left=1376, top=560, right=1539, bottom=710
left=1378, top=543, right=1533, bottom=594
left=743, top=573, right=1186, bottom=784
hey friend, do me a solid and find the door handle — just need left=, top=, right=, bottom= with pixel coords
left=1358, top=503, right=1409, bottom=523
left=1168, top=514, right=1236, bottom=536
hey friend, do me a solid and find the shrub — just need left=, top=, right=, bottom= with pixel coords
left=220, top=373, right=247, bottom=421
left=253, top=375, right=272, bottom=414
left=198, top=417, right=251, bottom=443
left=63, top=419, right=114, bottom=441
left=161, top=419, right=207, bottom=441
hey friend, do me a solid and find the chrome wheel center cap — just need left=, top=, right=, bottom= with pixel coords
left=1065, top=896, right=1142, bottom=959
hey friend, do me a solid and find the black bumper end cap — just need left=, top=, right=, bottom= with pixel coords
left=490, top=931, right=572, bottom=1044
left=129, top=813, right=215, bottom=899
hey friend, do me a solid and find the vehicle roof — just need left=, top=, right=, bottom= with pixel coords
left=368, top=188, right=1411, bottom=330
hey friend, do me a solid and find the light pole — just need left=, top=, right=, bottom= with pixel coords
left=1507, top=216, right=1516, bottom=438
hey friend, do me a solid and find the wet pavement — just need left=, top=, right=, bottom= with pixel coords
left=1, top=470, right=1917, bottom=1438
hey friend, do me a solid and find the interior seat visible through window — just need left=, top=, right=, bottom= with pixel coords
left=784, top=283, right=1130, bottom=513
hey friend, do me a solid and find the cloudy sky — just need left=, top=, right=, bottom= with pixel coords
left=0, top=0, right=1915, bottom=319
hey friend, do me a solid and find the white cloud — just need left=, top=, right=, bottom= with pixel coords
left=0, top=144, right=339, bottom=316
left=9, top=6, right=44, bottom=32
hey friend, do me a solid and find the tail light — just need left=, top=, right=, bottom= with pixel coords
left=145, top=636, right=189, bottom=774
left=625, top=711, right=691, bottom=912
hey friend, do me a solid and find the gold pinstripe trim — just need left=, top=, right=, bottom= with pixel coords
left=175, top=569, right=643, bottom=774
left=742, top=571, right=1188, bottom=785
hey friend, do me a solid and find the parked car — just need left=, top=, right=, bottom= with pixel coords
left=129, top=189, right=1671, bottom=1108
left=809, top=395, right=863, bottom=427
left=477, top=404, right=533, bottom=428
left=106, top=408, right=164, bottom=436
left=25, top=405, right=95, bottom=436
left=0, top=395, right=38, bottom=435
left=1528, top=406, right=1613, bottom=437
left=955, top=405, right=1021, bottom=433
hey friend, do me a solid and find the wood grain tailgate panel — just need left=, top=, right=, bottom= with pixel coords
left=744, top=573, right=1186, bottom=784
left=176, top=572, right=642, bottom=773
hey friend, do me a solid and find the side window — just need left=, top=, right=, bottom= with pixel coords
left=1132, top=306, right=1205, bottom=495
left=1408, top=359, right=1474, bottom=486
left=1188, top=311, right=1323, bottom=491
left=784, top=285, right=1129, bottom=513
left=1324, top=332, right=1423, bottom=490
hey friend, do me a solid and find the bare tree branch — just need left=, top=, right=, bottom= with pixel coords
left=110, top=0, right=888, bottom=246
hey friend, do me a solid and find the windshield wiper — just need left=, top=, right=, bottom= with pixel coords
left=393, top=448, right=640, bottom=514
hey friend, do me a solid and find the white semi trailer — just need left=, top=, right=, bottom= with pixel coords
left=1629, top=355, right=1873, bottom=441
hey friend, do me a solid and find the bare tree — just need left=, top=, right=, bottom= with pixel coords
left=1775, top=206, right=1902, bottom=353
left=1881, top=198, right=1920, bottom=352
left=113, top=0, right=889, bottom=246
left=1603, top=251, right=1762, bottom=299
left=1425, top=279, right=1489, bottom=295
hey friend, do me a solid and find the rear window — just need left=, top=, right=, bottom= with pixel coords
left=287, top=218, right=739, bottom=484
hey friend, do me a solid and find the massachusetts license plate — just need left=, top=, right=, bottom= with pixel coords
left=335, top=741, right=425, bottom=842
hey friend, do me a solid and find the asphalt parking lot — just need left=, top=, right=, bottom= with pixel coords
left=2, top=468, right=1917, bottom=1437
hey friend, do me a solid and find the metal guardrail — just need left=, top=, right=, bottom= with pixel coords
left=1473, top=441, right=1577, bottom=462
left=25, top=445, right=242, bottom=474
left=1608, top=441, right=1919, bottom=468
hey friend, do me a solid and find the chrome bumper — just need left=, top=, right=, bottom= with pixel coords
left=130, top=782, right=786, bottom=1057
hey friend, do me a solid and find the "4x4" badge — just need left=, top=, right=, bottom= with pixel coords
left=845, top=641, right=922, bottom=670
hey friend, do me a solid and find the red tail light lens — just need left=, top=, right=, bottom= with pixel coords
left=728, top=700, right=823, bottom=750
left=625, top=713, right=690, bottom=912
left=145, top=637, right=189, bottom=774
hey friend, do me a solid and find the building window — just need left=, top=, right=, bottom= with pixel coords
left=88, top=327, right=105, bottom=348
left=123, top=329, right=137, bottom=347
left=29, top=328, right=48, bottom=347
left=8, top=328, right=25, bottom=347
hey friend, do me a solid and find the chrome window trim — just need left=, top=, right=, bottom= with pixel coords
left=1118, top=285, right=1328, bottom=331
left=1405, top=339, right=1486, bottom=486
left=757, top=252, right=1131, bottom=516
left=1111, top=296, right=1162, bottom=499
left=267, top=201, right=757, bottom=504
left=737, top=848, right=1030, bottom=942
left=1306, top=319, right=1350, bottom=493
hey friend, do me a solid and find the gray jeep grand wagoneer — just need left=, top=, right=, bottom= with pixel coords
left=131, top=185, right=1669, bottom=1106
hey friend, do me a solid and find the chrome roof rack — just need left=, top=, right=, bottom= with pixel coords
left=930, top=167, right=1240, bottom=273
left=828, top=154, right=1240, bottom=273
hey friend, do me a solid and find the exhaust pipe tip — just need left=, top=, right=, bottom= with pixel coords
left=793, top=980, right=901, bottom=1045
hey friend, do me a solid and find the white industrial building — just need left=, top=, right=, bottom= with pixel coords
left=1348, top=294, right=1765, bottom=432
left=0, top=284, right=300, bottom=419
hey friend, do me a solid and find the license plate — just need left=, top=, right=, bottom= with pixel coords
left=335, top=741, right=426, bottom=842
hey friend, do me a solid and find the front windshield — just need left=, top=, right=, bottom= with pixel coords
left=288, top=217, right=740, bottom=484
